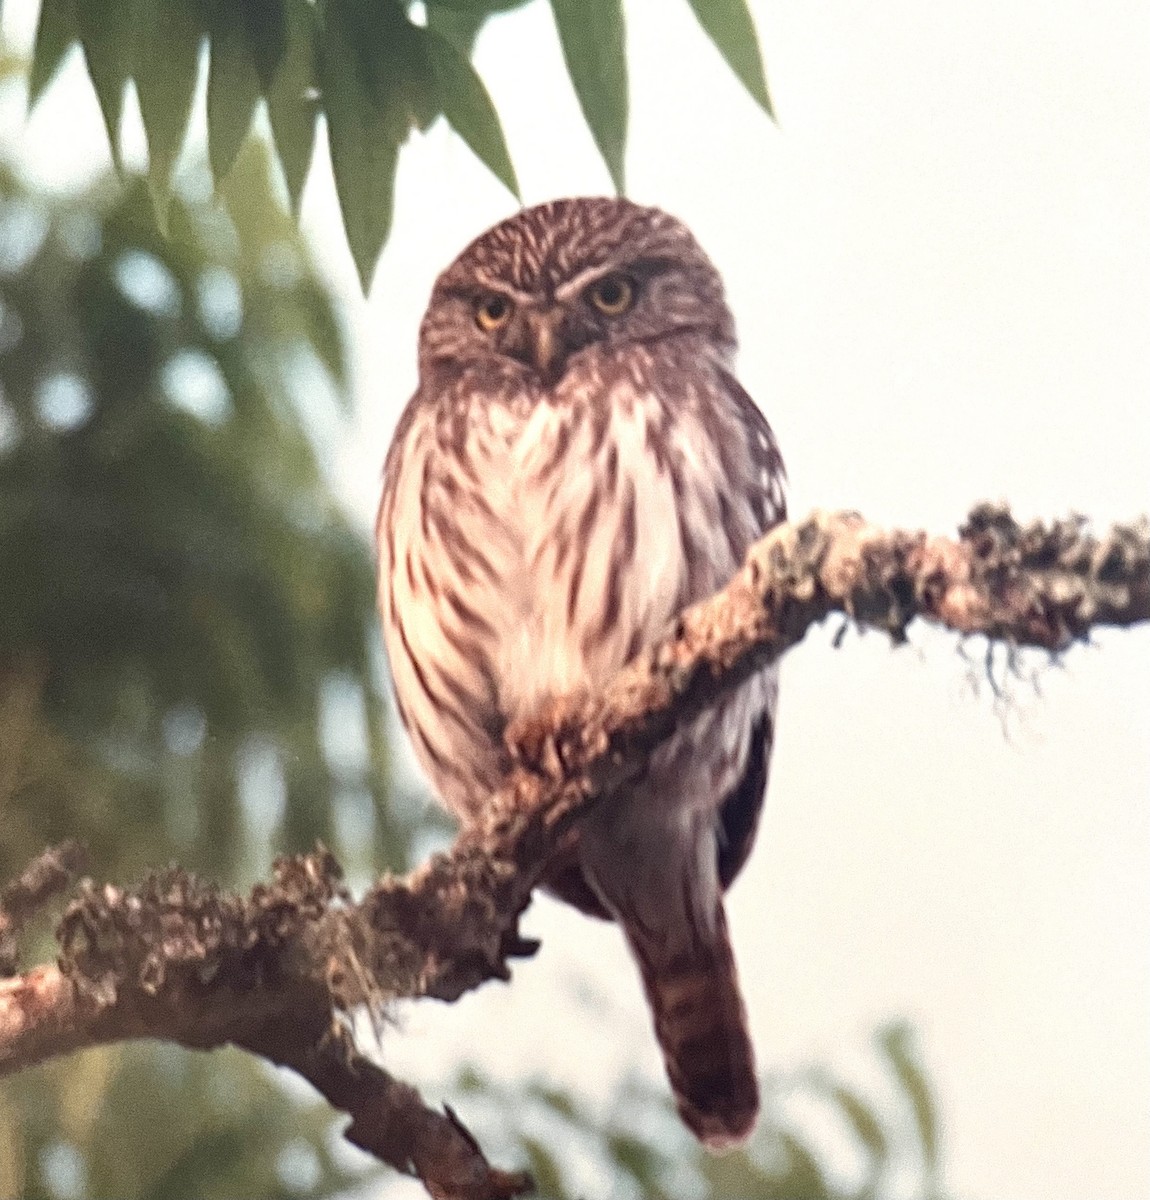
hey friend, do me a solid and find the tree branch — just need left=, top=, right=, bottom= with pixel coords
left=1, top=505, right=1146, bottom=1198
left=0, top=840, right=87, bottom=976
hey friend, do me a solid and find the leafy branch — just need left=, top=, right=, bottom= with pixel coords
left=23, top=0, right=773, bottom=289
left=1, top=505, right=1146, bottom=1199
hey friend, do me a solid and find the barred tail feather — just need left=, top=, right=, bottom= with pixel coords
left=632, top=902, right=759, bottom=1148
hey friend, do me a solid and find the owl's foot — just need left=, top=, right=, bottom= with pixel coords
left=503, top=689, right=593, bottom=778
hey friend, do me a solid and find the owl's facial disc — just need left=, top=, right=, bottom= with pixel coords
left=419, top=198, right=738, bottom=384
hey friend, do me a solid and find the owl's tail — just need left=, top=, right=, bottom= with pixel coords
left=630, top=899, right=759, bottom=1148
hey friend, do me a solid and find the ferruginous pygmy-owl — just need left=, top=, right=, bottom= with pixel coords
left=377, top=197, right=785, bottom=1147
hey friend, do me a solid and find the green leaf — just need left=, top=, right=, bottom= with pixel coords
left=697, top=1147, right=783, bottom=1195
left=424, top=0, right=535, bottom=11
left=526, top=1081, right=578, bottom=1121
left=133, top=0, right=204, bottom=222
left=829, top=1082, right=889, bottom=1171
left=549, top=0, right=627, bottom=192
left=359, top=4, right=440, bottom=134
left=425, top=5, right=487, bottom=55
left=520, top=1137, right=564, bottom=1197
left=29, top=0, right=77, bottom=108
left=239, top=0, right=287, bottom=92
left=684, top=0, right=773, bottom=116
left=0, top=46, right=23, bottom=84
left=266, top=0, right=319, bottom=214
left=207, top=9, right=261, bottom=186
left=424, top=0, right=536, bottom=55
left=607, top=1133, right=661, bottom=1185
left=424, top=29, right=518, bottom=197
left=777, top=1130, right=832, bottom=1198
left=75, top=0, right=133, bottom=169
left=321, top=0, right=402, bottom=292
left=300, top=283, right=349, bottom=388
left=454, top=1064, right=486, bottom=1093
left=879, top=1021, right=940, bottom=1181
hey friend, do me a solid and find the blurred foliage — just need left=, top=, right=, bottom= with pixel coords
left=451, top=1021, right=947, bottom=1200
left=22, top=0, right=773, bottom=288
left=0, top=144, right=415, bottom=886
left=0, top=1046, right=368, bottom=1200
left=0, top=144, right=417, bottom=1197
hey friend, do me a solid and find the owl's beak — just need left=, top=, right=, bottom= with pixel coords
left=525, top=309, right=565, bottom=382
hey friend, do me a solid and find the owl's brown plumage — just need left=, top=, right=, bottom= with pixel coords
left=377, top=197, right=785, bottom=1146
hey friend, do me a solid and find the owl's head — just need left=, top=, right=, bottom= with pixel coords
left=418, top=197, right=735, bottom=386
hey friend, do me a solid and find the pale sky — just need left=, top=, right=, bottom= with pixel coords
left=4, top=2, right=1149, bottom=1199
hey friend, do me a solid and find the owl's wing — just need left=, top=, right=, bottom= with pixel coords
left=717, top=710, right=774, bottom=888
left=544, top=845, right=613, bottom=919
left=713, top=366, right=787, bottom=890
left=715, top=364, right=787, bottom=534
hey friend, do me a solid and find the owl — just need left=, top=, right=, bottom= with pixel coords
left=376, top=198, right=785, bottom=1147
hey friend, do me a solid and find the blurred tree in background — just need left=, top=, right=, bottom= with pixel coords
left=0, top=2, right=952, bottom=1197
left=455, top=1020, right=944, bottom=1200
left=0, top=144, right=415, bottom=1198
left=0, top=146, right=409, bottom=885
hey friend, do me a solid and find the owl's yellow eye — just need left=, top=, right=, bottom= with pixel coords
left=587, top=273, right=635, bottom=316
left=475, top=294, right=512, bottom=331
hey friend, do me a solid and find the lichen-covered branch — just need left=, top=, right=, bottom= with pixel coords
left=0, top=840, right=87, bottom=976
left=0, top=505, right=1146, bottom=1199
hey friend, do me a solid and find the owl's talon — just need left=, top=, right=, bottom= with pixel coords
left=504, top=934, right=542, bottom=959
left=505, top=690, right=588, bottom=777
